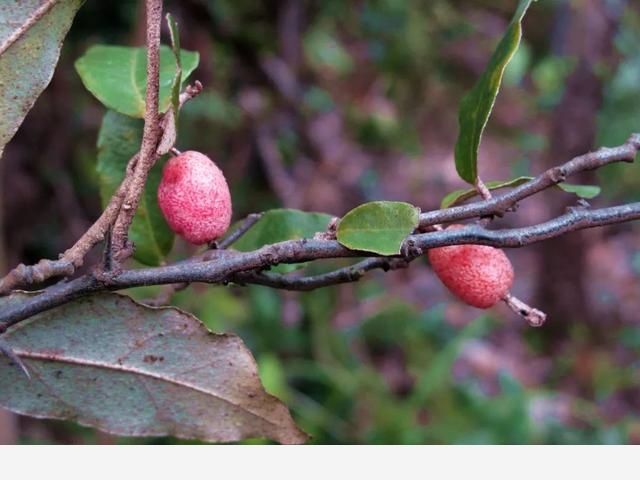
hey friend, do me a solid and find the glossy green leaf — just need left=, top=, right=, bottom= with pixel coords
left=337, top=201, right=420, bottom=255
left=0, top=0, right=83, bottom=158
left=0, top=293, right=308, bottom=444
left=97, top=110, right=173, bottom=265
left=440, top=176, right=533, bottom=208
left=454, top=0, right=535, bottom=183
left=230, top=209, right=333, bottom=273
left=75, top=44, right=199, bottom=118
left=557, top=183, right=601, bottom=199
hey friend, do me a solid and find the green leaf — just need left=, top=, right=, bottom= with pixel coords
left=97, top=110, right=174, bottom=265
left=75, top=44, right=199, bottom=118
left=229, top=209, right=333, bottom=273
left=231, top=209, right=333, bottom=250
left=557, top=183, right=601, bottom=199
left=337, top=201, right=420, bottom=255
left=0, top=292, right=308, bottom=445
left=0, top=0, right=83, bottom=158
left=440, top=176, right=533, bottom=208
left=454, top=0, right=535, bottom=183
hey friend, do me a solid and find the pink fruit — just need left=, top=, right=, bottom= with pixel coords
left=157, top=151, right=232, bottom=245
left=427, top=225, right=514, bottom=309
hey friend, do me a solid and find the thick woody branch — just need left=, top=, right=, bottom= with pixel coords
left=2, top=201, right=639, bottom=331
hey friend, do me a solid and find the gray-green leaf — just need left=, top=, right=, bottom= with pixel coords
left=0, top=292, right=308, bottom=444
left=0, top=0, right=83, bottom=158
left=97, top=110, right=174, bottom=265
left=337, top=201, right=420, bottom=255
left=454, top=0, right=535, bottom=184
left=75, top=44, right=199, bottom=118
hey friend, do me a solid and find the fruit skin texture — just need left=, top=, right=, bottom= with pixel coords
left=427, top=225, right=514, bottom=308
left=157, top=151, right=232, bottom=245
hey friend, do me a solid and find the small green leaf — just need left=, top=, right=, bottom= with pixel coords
left=557, top=183, right=601, bottom=199
left=0, top=0, right=83, bottom=158
left=454, top=0, right=535, bottom=183
left=97, top=110, right=174, bottom=265
left=75, top=44, right=199, bottom=118
left=440, top=176, right=533, bottom=208
left=337, top=201, right=420, bottom=255
left=230, top=209, right=333, bottom=273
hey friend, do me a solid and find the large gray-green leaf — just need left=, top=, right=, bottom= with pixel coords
left=97, top=110, right=173, bottom=265
left=337, top=201, right=420, bottom=255
left=0, top=0, right=83, bottom=158
left=454, top=0, right=534, bottom=183
left=0, top=292, right=308, bottom=444
left=230, top=209, right=333, bottom=273
left=75, top=44, right=199, bottom=118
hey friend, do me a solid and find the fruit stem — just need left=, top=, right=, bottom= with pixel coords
left=502, top=292, right=547, bottom=327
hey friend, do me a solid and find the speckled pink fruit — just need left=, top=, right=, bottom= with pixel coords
left=157, top=151, right=232, bottom=245
left=428, top=225, right=514, bottom=309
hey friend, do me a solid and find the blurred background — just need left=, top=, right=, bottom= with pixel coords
left=1, top=0, right=640, bottom=444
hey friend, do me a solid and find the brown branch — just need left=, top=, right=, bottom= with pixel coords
left=419, top=133, right=640, bottom=227
left=2, top=200, right=640, bottom=332
left=111, top=0, right=164, bottom=261
left=231, top=257, right=411, bottom=291
left=215, top=212, right=264, bottom=249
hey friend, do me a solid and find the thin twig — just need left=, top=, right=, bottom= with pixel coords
left=503, top=293, right=547, bottom=327
left=418, top=133, right=640, bottom=227
left=474, top=177, right=493, bottom=201
left=111, top=0, right=164, bottom=261
left=231, top=257, right=411, bottom=291
left=215, top=213, right=264, bottom=249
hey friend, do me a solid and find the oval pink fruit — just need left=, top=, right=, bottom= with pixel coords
left=428, top=225, right=514, bottom=308
left=157, top=151, right=232, bottom=245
